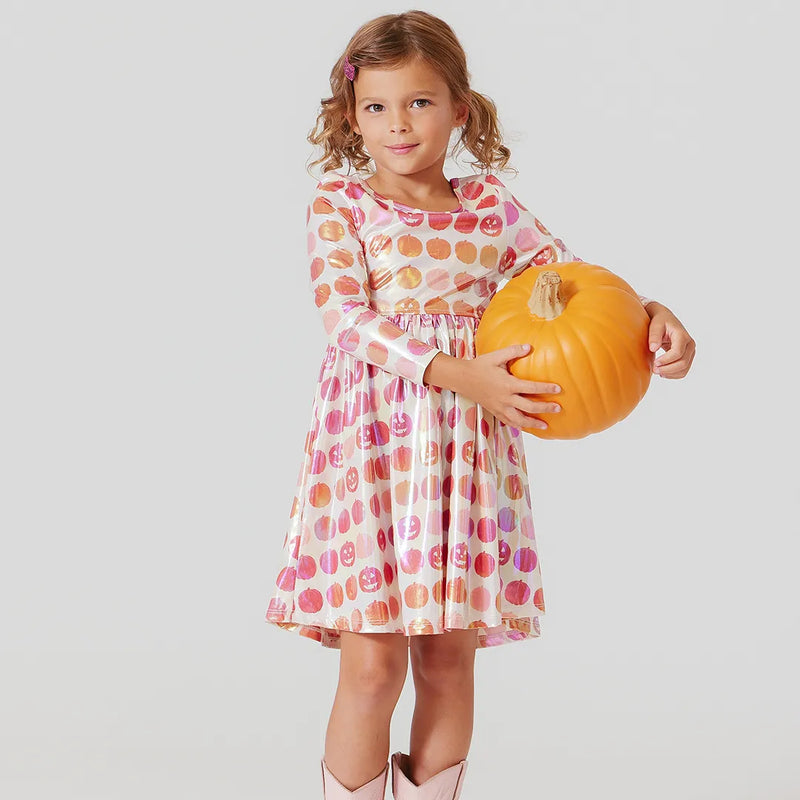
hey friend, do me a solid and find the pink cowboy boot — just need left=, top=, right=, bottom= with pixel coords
left=321, top=756, right=390, bottom=800
left=390, top=751, right=468, bottom=800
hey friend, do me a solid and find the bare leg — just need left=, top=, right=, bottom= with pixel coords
left=323, top=630, right=409, bottom=790
left=405, top=628, right=480, bottom=784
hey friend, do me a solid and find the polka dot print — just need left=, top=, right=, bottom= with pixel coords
left=264, top=170, right=653, bottom=649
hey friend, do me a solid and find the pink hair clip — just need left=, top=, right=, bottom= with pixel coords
left=343, top=55, right=355, bottom=82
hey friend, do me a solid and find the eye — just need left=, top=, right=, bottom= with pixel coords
left=364, top=99, right=431, bottom=113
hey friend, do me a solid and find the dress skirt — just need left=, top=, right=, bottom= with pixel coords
left=264, top=312, right=547, bottom=649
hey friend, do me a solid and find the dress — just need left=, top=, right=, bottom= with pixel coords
left=264, top=169, right=653, bottom=650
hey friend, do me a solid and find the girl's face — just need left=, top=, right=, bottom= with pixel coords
left=349, top=57, right=469, bottom=181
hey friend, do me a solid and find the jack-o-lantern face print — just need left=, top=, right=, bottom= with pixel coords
left=420, top=440, right=439, bottom=467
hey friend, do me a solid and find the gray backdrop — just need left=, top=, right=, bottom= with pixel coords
left=2, top=0, right=797, bottom=798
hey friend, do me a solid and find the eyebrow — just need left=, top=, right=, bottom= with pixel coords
left=359, top=90, right=440, bottom=103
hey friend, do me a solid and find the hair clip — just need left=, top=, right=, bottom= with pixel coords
left=343, top=55, right=355, bottom=82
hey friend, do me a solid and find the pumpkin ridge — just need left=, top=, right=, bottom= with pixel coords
left=569, top=306, right=632, bottom=394
left=560, top=314, right=605, bottom=428
left=576, top=306, right=644, bottom=398
left=567, top=308, right=626, bottom=415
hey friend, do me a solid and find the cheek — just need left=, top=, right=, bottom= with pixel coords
left=426, top=111, right=453, bottom=135
left=356, top=119, right=378, bottom=143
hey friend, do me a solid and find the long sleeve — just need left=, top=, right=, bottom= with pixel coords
left=489, top=175, right=654, bottom=310
left=306, top=180, right=442, bottom=385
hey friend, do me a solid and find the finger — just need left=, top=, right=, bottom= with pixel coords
left=507, top=412, right=547, bottom=430
left=520, top=413, right=548, bottom=430
left=648, top=321, right=667, bottom=353
left=654, top=337, right=690, bottom=367
left=512, top=376, right=562, bottom=395
left=661, top=334, right=696, bottom=363
left=654, top=363, right=688, bottom=379
left=496, top=343, right=532, bottom=363
left=654, top=348, right=695, bottom=378
left=495, top=402, right=547, bottom=429
left=517, top=395, right=561, bottom=415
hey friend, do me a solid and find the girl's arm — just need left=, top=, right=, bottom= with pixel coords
left=306, top=180, right=442, bottom=386
left=489, top=175, right=655, bottom=309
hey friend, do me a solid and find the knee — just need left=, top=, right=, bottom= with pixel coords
left=411, top=647, right=475, bottom=688
left=339, top=655, right=408, bottom=705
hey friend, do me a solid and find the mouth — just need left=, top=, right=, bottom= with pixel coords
left=386, top=144, right=418, bottom=154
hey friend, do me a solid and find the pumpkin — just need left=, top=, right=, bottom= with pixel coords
left=474, top=262, right=653, bottom=439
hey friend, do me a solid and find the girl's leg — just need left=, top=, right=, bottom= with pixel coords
left=405, top=629, right=480, bottom=784
left=324, top=630, right=409, bottom=790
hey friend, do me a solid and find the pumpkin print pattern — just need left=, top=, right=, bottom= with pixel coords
left=264, top=171, right=653, bottom=649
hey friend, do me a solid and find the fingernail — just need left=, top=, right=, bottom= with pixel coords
left=650, top=342, right=658, bottom=351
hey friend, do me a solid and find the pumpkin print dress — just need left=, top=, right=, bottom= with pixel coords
left=264, top=170, right=653, bottom=650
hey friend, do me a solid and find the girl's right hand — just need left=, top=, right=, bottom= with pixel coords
left=461, top=344, right=562, bottom=429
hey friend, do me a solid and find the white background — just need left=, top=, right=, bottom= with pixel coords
left=2, top=1, right=798, bottom=798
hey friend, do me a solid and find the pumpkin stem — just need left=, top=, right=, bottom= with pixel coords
left=528, top=270, right=566, bottom=320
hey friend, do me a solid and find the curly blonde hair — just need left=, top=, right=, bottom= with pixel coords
left=306, top=10, right=516, bottom=179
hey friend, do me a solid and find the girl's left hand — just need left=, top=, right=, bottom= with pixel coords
left=644, top=303, right=696, bottom=379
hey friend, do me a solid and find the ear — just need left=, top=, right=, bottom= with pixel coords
left=453, top=102, right=469, bottom=128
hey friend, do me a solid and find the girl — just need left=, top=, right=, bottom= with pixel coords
left=265, top=10, right=696, bottom=800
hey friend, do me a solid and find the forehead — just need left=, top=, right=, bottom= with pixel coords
left=354, top=57, right=449, bottom=100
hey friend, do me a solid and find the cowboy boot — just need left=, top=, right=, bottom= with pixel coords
left=390, top=751, right=468, bottom=800
left=321, top=756, right=390, bottom=800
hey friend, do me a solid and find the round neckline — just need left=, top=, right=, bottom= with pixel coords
left=352, top=174, right=464, bottom=214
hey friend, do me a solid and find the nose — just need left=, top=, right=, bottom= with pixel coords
left=389, top=111, right=410, bottom=134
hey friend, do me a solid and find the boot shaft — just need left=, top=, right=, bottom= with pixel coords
left=321, top=757, right=390, bottom=800
left=390, top=751, right=468, bottom=800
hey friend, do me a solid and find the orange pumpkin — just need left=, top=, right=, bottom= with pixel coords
left=474, top=262, right=653, bottom=439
